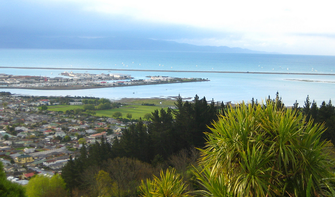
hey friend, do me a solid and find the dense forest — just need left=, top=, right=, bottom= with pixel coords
left=2, top=93, right=335, bottom=196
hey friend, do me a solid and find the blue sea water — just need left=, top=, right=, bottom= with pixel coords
left=0, top=49, right=335, bottom=106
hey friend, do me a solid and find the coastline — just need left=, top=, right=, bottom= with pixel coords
left=0, top=79, right=209, bottom=90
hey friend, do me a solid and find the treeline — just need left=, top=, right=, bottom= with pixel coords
left=0, top=91, right=11, bottom=96
left=82, top=98, right=121, bottom=111
left=299, top=96, right=335, bottom=145
left=61, top=95, right=221, bottom=196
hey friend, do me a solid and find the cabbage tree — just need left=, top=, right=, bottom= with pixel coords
left=198, top=101, right=335, bottom=196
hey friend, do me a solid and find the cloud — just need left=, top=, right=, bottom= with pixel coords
left=1, top=0, right=335, bottom=55
left=292, top=33, right=335, bottom=39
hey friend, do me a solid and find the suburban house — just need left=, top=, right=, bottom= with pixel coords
left=88, top=132, right=107, bottom=143
left=14, top=154, right=34, bottom=164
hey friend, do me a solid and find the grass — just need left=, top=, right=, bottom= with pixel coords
left=48, top=102, right=170, bottom=120
left=96, top=105, right=166, bottom=119
left=15, top=147, right=26, bottom=150
left=47, top=105, right=83, bottom=112
left=118, top=98, right=177, bottom=107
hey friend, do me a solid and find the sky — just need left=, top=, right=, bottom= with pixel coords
left=1, top=0, right=335, bottom=56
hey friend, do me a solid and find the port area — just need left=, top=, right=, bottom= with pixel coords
left=0, top=72, right=209, bottom=90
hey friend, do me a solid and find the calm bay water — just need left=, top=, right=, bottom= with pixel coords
left=0, top=49, right=335, bottom=106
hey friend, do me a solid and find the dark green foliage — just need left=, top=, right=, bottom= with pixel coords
left=303, top=95, right=311, bottom=119
left=96, top=103, right=112, bottom=110
left=115, top=121, right=151, bottom=162
left=113, top=111, right=122, bottom=119
left=83, top=104, right=95, bottom=110
left=301, top=96, right=335, bottom=145
left=62, top=139, right=114, bottom=192
left=110, top=95, right=221, bottom=163
left=293, top=100, right=299, bottom=110
left=148, top=108, right=176, bottom=160
left=0, top=161, right=26, bottom=197
left=173, top=95, right=218, bottom=149
left=61, top=156, right=80, bottom=191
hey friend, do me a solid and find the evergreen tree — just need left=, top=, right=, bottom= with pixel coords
left=149, top=108, right=175, bottom=160
left=292, top=100, right=299, bottom=110
left=303, top=95, right=311, bottom=119
left=174, top=95, right=218, bottom=150
left=310, top=100, right=318, bottom=121
left=61, top=156, right=80, bottom=192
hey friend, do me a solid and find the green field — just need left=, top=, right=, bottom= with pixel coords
left=118, top=98, right=177, bottom=107
left=48, top=104, right=167, bottom=120
left=96, top=105, right=166, bottom=119
left=47, top=105, right=83, bottom=111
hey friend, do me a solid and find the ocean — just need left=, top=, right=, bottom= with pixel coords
left=0, top=49, right=334, bottom=106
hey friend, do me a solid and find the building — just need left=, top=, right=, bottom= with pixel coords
left=14, top=154, right=34, bottom=164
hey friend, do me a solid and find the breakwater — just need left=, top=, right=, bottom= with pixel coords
left=1, top=66, right=335, bottom=76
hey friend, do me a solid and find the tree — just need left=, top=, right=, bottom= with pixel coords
left=173, top=95, right=217, bottom=150
left=126, top=113, right=132, bottom=120
left=0, top=161, right=25, bottom=197
left=61, top=156, right=80, bottom=192
left=198, top=101, right=335, bottom=196
left=292, top=100, right=299, bottom=110
left=63, top=135, right=71, bottom=142
left=83, top=104, right=95, bottom=110
left=41, top=105, right=48, bottom=110
left=303, top=95, right=311, bottom=119
left=106, top=157, right=155, bottom=197
left=95, top=170, right=114, bottom=197
left=143, top=113, right=152, bottom=121
left=3, top=135, right=9, bottom=140
left=85, top=110, right=96, bottom=116
left=99, top=98, right=111, bottom=104
left=96, top=103, right=111, bottom=110
left=26, top=174, right=67, bottom=197
left=78, top=138, right=86, bottom=144
left=113, top=112, right=122, bottom=119
left=2, top=102, right=8, bottom=113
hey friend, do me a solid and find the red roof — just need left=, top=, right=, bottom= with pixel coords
left=90, top=132, right=107, bottom=137
left=23, top=172, right=35, bottom=178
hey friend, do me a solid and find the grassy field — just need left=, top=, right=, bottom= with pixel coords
left=47, top=105, right=83, bottom=112
left=117, top=98, right=177, bottom=107
left=96, top=105, right=166, bottom=119
left=47, top=100, right=171, bottom=120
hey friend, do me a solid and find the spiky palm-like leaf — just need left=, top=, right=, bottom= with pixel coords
left=139, top=168, right=191, bottom=197
left=199, top=101, right=335, bottom=196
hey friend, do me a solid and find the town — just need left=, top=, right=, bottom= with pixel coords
left=0, top=72, right=209, bottom=90
left=0, top=92, right=133, bottom=185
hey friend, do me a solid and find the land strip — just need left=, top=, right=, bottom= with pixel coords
left=0, top=72, right=208, bottom=90
left=1, top=66, right=335, bottom=76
